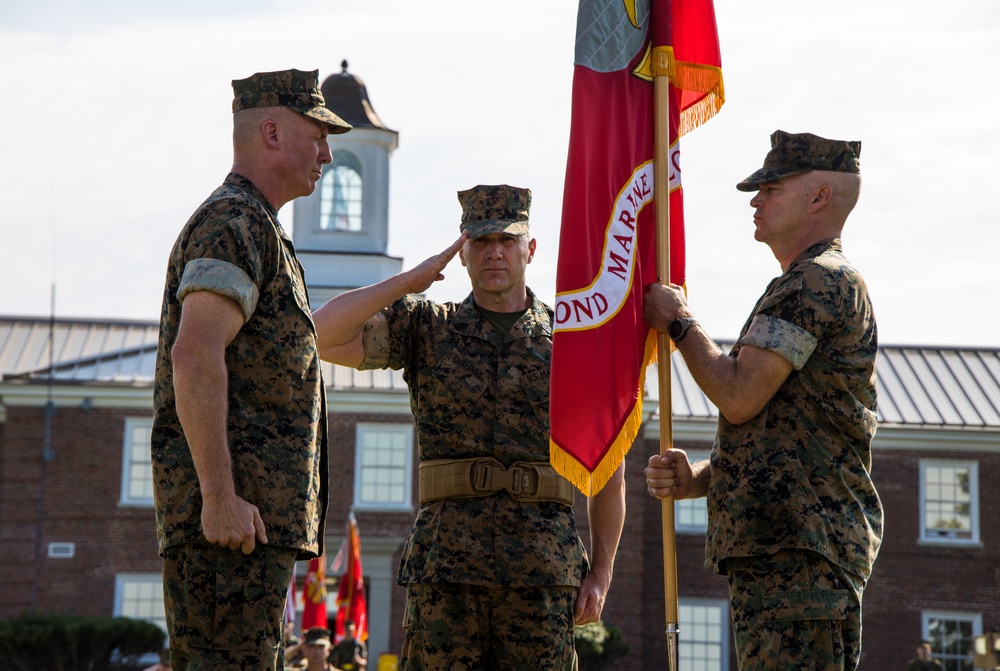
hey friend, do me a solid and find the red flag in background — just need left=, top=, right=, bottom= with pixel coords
left=301, top=556, right=328, bottom=630
left=332, top=514, right=368, bottom=643
left=550, top=0, right=723, bottom=495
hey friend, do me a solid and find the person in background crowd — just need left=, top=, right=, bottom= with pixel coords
left=908, top=640, right=942, bottom=671
left=330, top=620, right=366, bottom=671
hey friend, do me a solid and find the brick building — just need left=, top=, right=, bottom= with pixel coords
left=2, top=316, right=997, bottom=670
left=1, top=65, right=997, bottom=670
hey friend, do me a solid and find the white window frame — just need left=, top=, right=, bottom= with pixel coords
left=919, top=459, right=980, bottom=545
left=353, top=422, right=414, bottom=511
left=320, top=151, right=363, bottom=232
left=923, top=610, right=982, bottom=671
left=120, top=417, right=154, bottom=507
left=679, top=597, right=730, bottom=671
left=114, top=573, right=167, bottom=637
left=675, top=450, right=710, bottom=534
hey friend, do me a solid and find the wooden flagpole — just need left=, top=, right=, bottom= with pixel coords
left=652, top=46, right=680, bottom=671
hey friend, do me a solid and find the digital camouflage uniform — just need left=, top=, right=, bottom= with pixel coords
left=152, top=172, right=329, bottom=669
left=708, top=238, right=883, bottom=671
left=360, top=289, right=587, bottom=670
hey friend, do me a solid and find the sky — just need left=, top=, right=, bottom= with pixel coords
left=1, top=0, right=998, bottom=348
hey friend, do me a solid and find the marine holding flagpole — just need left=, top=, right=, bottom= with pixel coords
left=644, top=131, right=884, bottom=671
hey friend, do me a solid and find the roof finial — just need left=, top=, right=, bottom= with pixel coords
left=341, top=59, right=349, bottom=73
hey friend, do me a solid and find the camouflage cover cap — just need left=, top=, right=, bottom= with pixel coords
left=457, top=184, right=531, bottom=239
left=232, top=68, right=352, bottom=135
left=736, top=130, right=861, bottom=192
left=303, top=627, right=332, bottom=646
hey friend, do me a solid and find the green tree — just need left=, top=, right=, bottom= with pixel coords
left=576, top=620, right=630, bottom=671
left=0, top=611, right=164, bottom=671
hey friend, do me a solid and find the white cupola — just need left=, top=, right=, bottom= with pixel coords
left=293, top=60, right=402, bottom=309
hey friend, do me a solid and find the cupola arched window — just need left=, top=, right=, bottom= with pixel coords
left=320, top=151, right=363, bottom=231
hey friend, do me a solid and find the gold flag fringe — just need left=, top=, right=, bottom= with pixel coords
left=674, top=60, right=725, bottom=137
left=637, top=47, right=726, bottom=138
left=550, top=329, right=660, bottom=497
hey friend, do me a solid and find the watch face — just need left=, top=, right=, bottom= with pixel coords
left=669, top=319, right=682, bottom=339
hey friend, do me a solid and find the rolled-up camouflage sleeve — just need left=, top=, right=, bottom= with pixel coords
left=358, top=311, right=391, bottom=370
left=739, top=314, right=817, bottom=370
left=177, top=257, right=259, bottom=323
left=359, top=295, right=422, bottom=371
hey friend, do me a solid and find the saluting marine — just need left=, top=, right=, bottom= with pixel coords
left=314, top=184, right=626, bottom=670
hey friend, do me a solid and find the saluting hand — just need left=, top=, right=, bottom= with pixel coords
left=402, top=232, right=468, bottom=295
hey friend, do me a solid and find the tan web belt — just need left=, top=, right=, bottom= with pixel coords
left=418, top=457, right=575, bottom=507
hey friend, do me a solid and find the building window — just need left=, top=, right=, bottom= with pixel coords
left=114, top=574, right=167, bottom=639
left=120, top=418, right=153, bottom=506
left=679, top=599, right=729, bottom=671
left=924, top=611, right=982, bottom=671
left=920, top=459, right=979, bottom=543
left=675, top=450, right=709, bottom=533
left=320, top=151, right=363, bottom=231
left=354, top=423, right=413, bottom=510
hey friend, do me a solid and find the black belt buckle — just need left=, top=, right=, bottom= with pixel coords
left=509, top=462, right=540, bottom=499
left=508, top=465, right=524, bottom=495
left=470, top=459, right=494, bottom=493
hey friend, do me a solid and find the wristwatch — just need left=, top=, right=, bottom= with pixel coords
left=668, top=317, right=697, bottom=343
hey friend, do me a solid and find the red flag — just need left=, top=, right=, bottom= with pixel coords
left=550, top=0, right=723, bottom=495
left=301, top=556, right=328, bottom=630
left=332, top=514, right=368, bottom=643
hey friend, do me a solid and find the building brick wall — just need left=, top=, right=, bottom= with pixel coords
left=0, top=405, right=159, bottom=616
left=863, top=447, right=1000, bottom=669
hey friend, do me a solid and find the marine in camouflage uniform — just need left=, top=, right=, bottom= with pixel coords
left=644, top=131, right=883, bottom=671
left=313, top=184, right=626, bottom=671
left=152, top=69, right=350, bottom=671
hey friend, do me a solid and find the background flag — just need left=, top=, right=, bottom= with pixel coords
left=301, top=555, right=328, bottom=630
left=332, top=513, right=368, bottom=643
left=550, top=0, right=723, bottom=495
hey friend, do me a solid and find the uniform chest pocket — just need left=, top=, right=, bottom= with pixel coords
left=419, top=348, right=491, bottom=428
left=517, top=365, right=549, bottom=423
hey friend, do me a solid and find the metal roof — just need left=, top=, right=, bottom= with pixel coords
left=875, top=347, right=1000, bottom=428
left=0, top=315, right=406, bottom=392
left=0, top=316, right=159, bottom=379
left=646, top=342, right=1000, bottom=430
left=2, top=315, right=999, bottom=429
